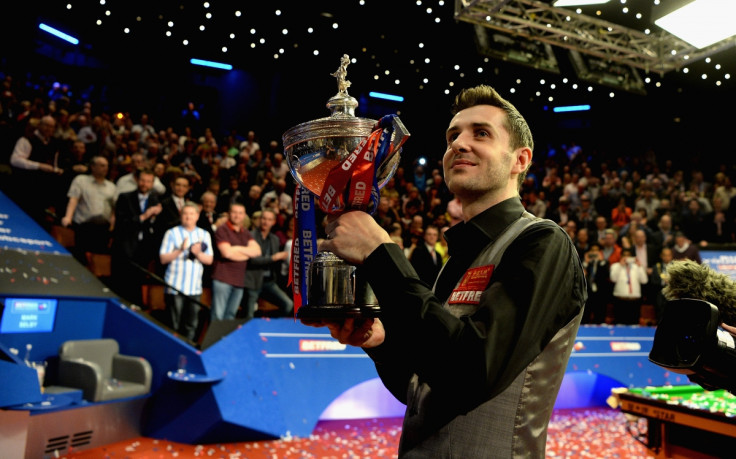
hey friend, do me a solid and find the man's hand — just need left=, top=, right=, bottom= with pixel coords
left=320, top=211, right=394, bottom=265
left=61, top=216, right=72, bottom=227
left=302, top=317, right=385, bottom=348
left=142, top=203, right=162, bottom=220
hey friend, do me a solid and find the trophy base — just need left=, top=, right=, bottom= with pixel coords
left=296, top=304, right=381, bottom=320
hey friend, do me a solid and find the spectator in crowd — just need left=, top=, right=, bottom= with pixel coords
left=9, top=114, right=66, bottom=225
left=594, top=184, right=616, bottom=225
left=114, top=152, right=166, bottom=201
left=651, top=246, right=674, bottom=324
left=712, top=173, right=736, bottom=213
left=270, top=152, right=290, bottom=182
left=60, top=155, right=115, bottom=263
left=58, top=139, right=91, bottom=188
left=112, top=167, right=162, bottom=305
left=216, top=174, right=247, bottom=215
left=574, top=227, right=592, bottom=260
left=672, top=231, right=702, bottom=263
left=196, top=190, right=223, bottom=289
left=582, top=243, right=611, bottom=324
left=610, top=247, right=648, bottom=325
left=159, top=202, right=213, bottom=341
left=373, top=195, right=400, bottom=231
left=634, top=183, right=660, bottom=221
left=610, top=196, right=632, bottom=229
left=601, top=228, right=623, bottom=265
left=524, top=189, right=547, bottom=218
left=242, top=209, right=293, bottom=319
left=593, top=215, right=609, bottom=245
left=704, top=196, right=735, bottom=244
left=618, top=209, right=653, bottom=246
left=210, top=203, right=261, bottom=322
left=446, top=194, right=463, bottom=226
left=408, top=224, right=444, bottom=287
left=651, top=212, right=676, bottom=250
left=629, top=228, right=660, bottom=305
left=157, top=175, right=192, bottom=237
left=260, top=177, right=293, bottom=216
left=239, top=129, right=260, bottom=158
left=575, top=192, right=597, bottom=232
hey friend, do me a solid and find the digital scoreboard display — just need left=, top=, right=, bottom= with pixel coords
left=0, top=298, right=59, bottom=333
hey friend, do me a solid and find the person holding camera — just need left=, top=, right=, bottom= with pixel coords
left=610, top=247, right=648, bottom=325
left=159, top=202, right=214, bottom=341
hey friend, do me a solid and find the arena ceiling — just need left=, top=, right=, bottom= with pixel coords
left=5, top=1, right=735, bottom=157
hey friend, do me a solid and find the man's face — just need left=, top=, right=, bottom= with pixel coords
left=39, top=118, right=56, bottom=139
left=173, top=178, right=190, bottom=197
left=442, top=105, right=517, bottom=199
left=424, top=227, right=439, bottom=245
left=132, top=154, right=145, bottom=170
left=90, top=157, right=109, bottom=179
left=137, top=172, right=155, bottom=194
left=228, top=205, right=246, bottom=227
left=181, top=206, right=199, bottom=227
left=260, top=211, right=276, bottom=232
left=201, top=194, right=216, bottom=212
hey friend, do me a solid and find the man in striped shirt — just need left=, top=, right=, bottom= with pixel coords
left=160, top=202, right=214, bottom=342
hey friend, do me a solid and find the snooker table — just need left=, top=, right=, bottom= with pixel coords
left=614, top=384, right=736, bottom=458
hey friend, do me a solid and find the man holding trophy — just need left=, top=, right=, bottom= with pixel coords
left=287, top=62, right=586, bottom=456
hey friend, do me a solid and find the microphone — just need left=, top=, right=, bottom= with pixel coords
left=661, top=259, right=736, bottom=326
left=649, top=260, right=736, bottom=394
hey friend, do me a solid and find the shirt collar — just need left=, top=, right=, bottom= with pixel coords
left=444, top=197, right=526, bottom=256
left=226, top=219, right=241, bottom=232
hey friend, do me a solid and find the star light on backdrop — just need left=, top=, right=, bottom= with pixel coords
left=34, top=0, right=734, bottom=105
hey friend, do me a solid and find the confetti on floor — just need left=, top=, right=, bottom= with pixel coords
left=62, top=407, right=651, bottom=458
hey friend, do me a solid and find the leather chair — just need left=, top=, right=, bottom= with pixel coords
left=57, top=338, right=152, bottom=402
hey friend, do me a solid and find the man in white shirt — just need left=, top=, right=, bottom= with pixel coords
left=61, top=155, right=116, bottom=262
left=610, top=248, right=648, bottom=325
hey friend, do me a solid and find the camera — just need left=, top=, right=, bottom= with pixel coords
left=648, top=298, right=736, bottom=394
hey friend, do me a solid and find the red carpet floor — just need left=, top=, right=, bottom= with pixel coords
left=61, top=407, right=652, bottom=458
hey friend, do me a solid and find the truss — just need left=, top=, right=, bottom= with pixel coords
left=454, top=0, right=736, bottom=76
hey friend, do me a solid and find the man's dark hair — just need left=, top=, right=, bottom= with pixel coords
left=135, top=166, right=155, bottom=179
left=451, top=85, right=534, bottom=190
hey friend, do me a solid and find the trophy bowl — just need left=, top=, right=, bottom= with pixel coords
left=283, top=96, right=406, bottom=197
left=282, top=54, right=409, bottom=320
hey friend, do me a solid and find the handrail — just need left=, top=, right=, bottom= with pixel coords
left=129, top=260, right=211, bottom=312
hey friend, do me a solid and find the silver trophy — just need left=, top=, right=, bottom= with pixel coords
left=283, top=54, right=409, bottom=319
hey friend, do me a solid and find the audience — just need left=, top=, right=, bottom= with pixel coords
left=2, top=69, right=735, bottom=341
